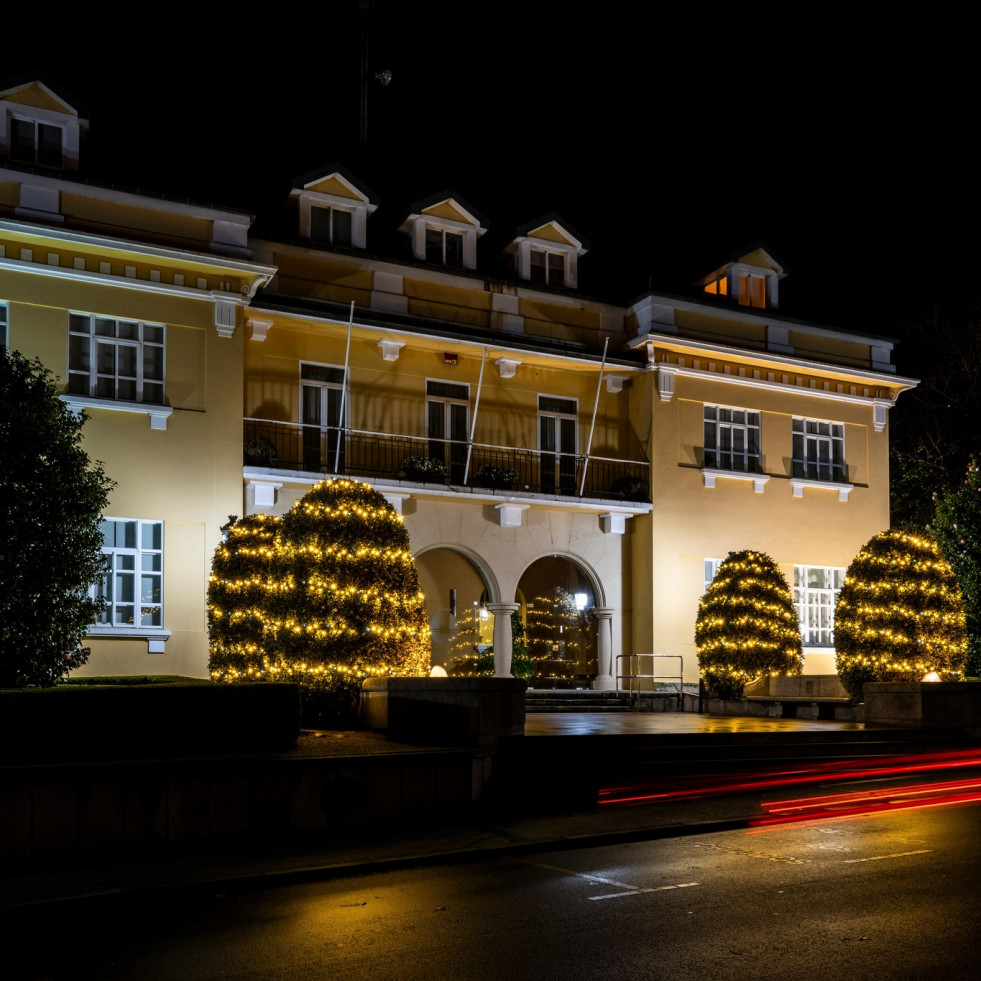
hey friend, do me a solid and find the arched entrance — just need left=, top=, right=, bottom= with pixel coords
left=517, top=555, right=599, bottom=689
left=415, top=547, right=494, bottom=673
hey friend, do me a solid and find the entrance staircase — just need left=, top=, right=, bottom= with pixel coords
left=525, top=689, right=634, bottom=712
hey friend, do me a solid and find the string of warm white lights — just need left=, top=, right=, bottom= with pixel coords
left=695, top=549, right=804, bottom=700
left=835, top=528, right=967, bottom=700
left=208, top=479, right=431, bottom=688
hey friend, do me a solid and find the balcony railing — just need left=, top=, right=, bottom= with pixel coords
left=244, top=419, right=651, bottom=504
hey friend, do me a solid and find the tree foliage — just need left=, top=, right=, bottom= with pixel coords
left=890, top=298, right=981, bottom=528
left=695, top=550, right=803, bottom=700
left=834, top=529, right=967, bottom=700
left=0, top=348, right=114, bottom=687
left=928, top=462, right=981, bottom=676
left=208, top=480, right=431, bottom=689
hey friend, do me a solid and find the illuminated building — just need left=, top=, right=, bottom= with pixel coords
left=1, top=78, right=915, bottom=686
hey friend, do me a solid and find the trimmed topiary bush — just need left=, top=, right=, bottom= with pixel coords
left=207, top=513, right=281, bottom=680
left=834, top=529, right=967, bottom=700
left=208, top=480, right=431, bottom=724
left=695, top=549, right=804, bottom=700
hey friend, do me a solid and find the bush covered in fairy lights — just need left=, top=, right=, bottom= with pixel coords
left=207, top=513, right=280, bottom=678
left=695, top=550, right=804, bottom=700
left=208, top=480, right=431, bottom=723
left=834, top=529, right=967, bottom=700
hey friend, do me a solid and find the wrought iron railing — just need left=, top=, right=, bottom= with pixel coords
left=244, top=418, right=651, bottom=503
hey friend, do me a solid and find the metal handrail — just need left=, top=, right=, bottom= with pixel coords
left=243, top=417, right=650, bottom=468
left=616, top=654, right=684, bottom=694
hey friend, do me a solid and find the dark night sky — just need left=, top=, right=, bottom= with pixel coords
left=6, top=2, right=976, bottom=354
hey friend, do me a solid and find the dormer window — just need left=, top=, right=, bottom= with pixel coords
left=698, top=245, right=786, bottom=311
left=505, top=215, right=587, bottom=290
left=290, top=166, right=377, bottom=250
left=1, top=80, right=87, bottom=171
left=399, top=193, right=487, bottom=271
left=10, top=117, right=63, bottom=168
left=310, top=205, right=354, bottom=247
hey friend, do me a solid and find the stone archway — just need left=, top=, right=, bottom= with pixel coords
left=517, top=555, right=602, bottom=689
left=415, top=546, right=495, bottom=673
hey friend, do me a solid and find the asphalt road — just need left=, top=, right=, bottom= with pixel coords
left=11, top=797, right=981, bottom=980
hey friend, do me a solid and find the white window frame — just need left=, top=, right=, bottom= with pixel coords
left=0, top=301, right=7, bottom=349
left=424, top=225, right=466, bottom=267
left=308, top=204, right=356, bottom=247
left=528, top=247, right=569, bottom=288
left=793, top=565, right=845, bottom=647
left=703, top=404, right=761, bottom=474
left=67, top=312, right=165, bottom=405
left=92, top=518, right=164, bottom=631
left=8, top=113, right=65, bottom=168
left=704, top=558, right=723, bottom=593
left=793, top=417, right=845, bottom=482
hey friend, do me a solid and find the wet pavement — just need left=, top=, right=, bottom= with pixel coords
left=0, top=710, right=944, bottom=912
left=524, top=711, right=864, bottom=735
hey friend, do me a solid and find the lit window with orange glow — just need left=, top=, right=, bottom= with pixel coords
left=703, top=275, right=728, bottom=297
left=737, top=274, right=767, bottom=308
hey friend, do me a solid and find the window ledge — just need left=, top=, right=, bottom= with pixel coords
left=702, top=468, right=769, bottom=493
left=86, top=626, right=171, bottom=654
left=61, top=395, right=172, bottom=430
left=790, top=477, right=853, bottom=502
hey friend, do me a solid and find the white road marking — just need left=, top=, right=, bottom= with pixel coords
left=515, top=859, right=699, bottom=901
left=589, top=882, right=700, bottom=901
left=842, top=849, right=931, bottom=864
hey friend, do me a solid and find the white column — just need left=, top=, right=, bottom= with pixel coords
left=486, top=602, right=520, bottom=677
left=591, top=606, right=616, bottom=691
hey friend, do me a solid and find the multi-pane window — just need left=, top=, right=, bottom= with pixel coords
left=704, top=558, right=723, bottom=593
left=530, top=249, right=565, bottom=287
left=539, top=395, right=578, bottom=494
left=95, top=519, right=163, bottom=628
left=68, top=314, right=165, bottom=404
left=427, top=379, right=469, bottom=482
left=0, top=302, right=7, bottom=349
left=10, top=117, right=63, bottom=168
left=793, top=418, right=845, bottom=482
left=703, top=405, right=761, bottom=473
left=425, top=227, right=464, bottom=267
left=310, top=206, right=353, bottom=246
left=793, top=566, right=845, bottom=646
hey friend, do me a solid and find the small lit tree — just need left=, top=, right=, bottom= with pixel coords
left=1, top=349, right=114, bottom=687
left=930, top=460, right=981, bottom=676
left=695, top=550, right=804, bottom=700
left=207, top=513, right=281, bottom=681
left=834, top=529, right=967, bottom=700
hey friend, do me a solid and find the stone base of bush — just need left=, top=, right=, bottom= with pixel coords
left=863, top=681, right=981, bottom=730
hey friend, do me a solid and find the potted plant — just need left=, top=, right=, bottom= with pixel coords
left=244, top=437, right=279, bottom=466
left=474, top=464, right=520, bottom=490
left=610, top=475, right=648, bottom=501
left=400, top=456, right=447, bottom=482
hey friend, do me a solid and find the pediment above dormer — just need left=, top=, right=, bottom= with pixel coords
left=698, top=242, right=788, bottom=310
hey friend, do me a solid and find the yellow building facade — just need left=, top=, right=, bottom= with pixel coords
left=1, top=81, right=914, bottom=687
